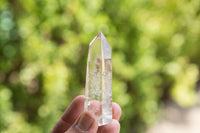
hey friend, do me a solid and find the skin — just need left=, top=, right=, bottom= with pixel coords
left=51, top=95, right=121, bottom=133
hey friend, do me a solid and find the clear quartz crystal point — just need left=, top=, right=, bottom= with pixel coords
left=84, top=32, right=112, bottom=126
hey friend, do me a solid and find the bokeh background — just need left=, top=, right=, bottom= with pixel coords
left=1, top=0, right=200, bottom=133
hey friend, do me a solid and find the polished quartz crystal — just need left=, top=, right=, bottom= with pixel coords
left=84, top=32, right=112, bottom=126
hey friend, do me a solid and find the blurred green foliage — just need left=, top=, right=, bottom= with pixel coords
left=1, top=0, right=200, bottom=133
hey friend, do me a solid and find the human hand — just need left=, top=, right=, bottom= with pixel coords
left=51, top=95, right=121, bottom=133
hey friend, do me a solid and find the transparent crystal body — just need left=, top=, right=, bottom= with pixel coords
left=84, top=32, right=112, bottom=126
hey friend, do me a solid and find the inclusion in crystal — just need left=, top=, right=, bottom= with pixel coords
left=84, top=32, right=112, bottom=126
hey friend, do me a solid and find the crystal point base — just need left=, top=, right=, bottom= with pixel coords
left=84, top=32, right=112, bottom=126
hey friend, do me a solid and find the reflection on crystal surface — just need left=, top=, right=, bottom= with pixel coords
left=84, top=32, right=112, bottom=126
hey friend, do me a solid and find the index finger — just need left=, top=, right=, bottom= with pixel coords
left=51, top=95, right=85, bottom=133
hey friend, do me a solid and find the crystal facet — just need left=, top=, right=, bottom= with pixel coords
left=84, top=32, right=112, bottom=126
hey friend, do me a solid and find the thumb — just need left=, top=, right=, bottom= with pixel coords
left=65, top=112, right=98, bottom=133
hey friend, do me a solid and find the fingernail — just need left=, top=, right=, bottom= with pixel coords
left=76, top=113, right=94, bottom=131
